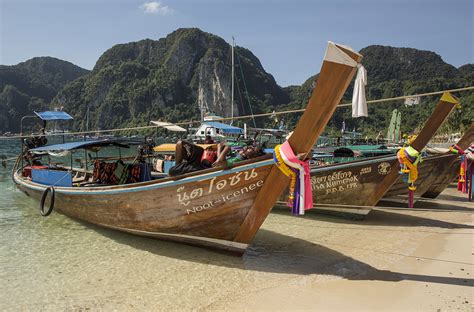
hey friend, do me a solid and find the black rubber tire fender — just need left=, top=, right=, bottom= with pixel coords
left=40, top=186, right=55, bottom=217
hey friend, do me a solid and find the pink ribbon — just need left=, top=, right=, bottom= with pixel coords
left=280, top=141, right=313, bottom=212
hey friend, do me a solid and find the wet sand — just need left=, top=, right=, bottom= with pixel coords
left=1, top=185, right=472, bottom=311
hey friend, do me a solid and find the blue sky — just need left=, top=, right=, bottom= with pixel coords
left=1, top=0, right=472, bottom=86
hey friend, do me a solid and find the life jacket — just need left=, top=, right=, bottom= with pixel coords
left=129, top=164, right=141, bottom=183
left=93, top=160, right=101, bottom=181
left=99, top=162, right=117, bottom=184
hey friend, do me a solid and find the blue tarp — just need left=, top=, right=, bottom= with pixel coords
left=34, top=111, right=73, bottom=121
left=32, top=169, right=72, bottom=187
left=204, top=122, right=243, bottom=134
left=30, top=139, right=133, bottom=153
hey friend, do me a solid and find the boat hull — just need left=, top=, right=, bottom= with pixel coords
left=310, top=156, right=397, bottom=206
left=14, top=159, right=273, bottom=253
left=421, top=157, right=461, bottom=198
left=384, top=154, right=458, bottom=198
left=279, top=155, right=398, bottom=217
left=303, top=154, right=458, bottom=218
left=280, top=154, right=457, bottom=218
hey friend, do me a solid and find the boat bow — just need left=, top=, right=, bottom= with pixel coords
left=235, top=42, right=363, bottom=243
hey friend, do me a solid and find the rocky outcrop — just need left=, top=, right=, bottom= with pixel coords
left=54, top=28, right=290, bottom=130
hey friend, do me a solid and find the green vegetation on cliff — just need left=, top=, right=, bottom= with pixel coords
left=55, top=28, right=289, bottom=131
left=282, top=45, right=473, bottom=137
left=1, top=30, right=472, bottom=136
left=0, top=57, right=89, bottom=132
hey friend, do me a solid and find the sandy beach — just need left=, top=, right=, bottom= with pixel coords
left=208, top=186, right=473, bottom=311
left=1, top=185, right=472, bottom=311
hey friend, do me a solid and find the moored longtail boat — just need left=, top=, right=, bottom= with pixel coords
left=13, top=41, right=362, bottom=253
left=286, top=93, right=459, bottom=219
left=421, top=123, right=474, bottom=198
left=384, top=123, right=474, bottom=199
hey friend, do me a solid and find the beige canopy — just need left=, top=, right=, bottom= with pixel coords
left=150, top=121, right=187, bottom=132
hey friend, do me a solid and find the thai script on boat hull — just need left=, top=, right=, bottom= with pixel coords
left=312, top=172, right=360, bottom=195
left=186, top=180, right=264, bottom=215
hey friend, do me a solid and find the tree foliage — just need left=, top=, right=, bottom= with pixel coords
left=0, top=57, right=89, bottom=132
left=283, top=45, right=473, bottom=137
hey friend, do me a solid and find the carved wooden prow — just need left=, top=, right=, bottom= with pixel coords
left=411, top=92, right=459, bottom=151
left=369, top=92, right=459, bottom=204
left=455, top=122, right=474, bottom=150
left=235, top=42, right=363, bottom=243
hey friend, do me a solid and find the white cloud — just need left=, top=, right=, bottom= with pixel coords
left=140, top=2, right=173, bottom=15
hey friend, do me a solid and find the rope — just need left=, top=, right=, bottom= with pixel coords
left=236, top=51, right=257, bottom=128
left=2, top=157, right=18, bottom=163
left=337, top=86, right=474, bottom=107
left=11, top=155, right=21, bottom=182
left=1, top=86, right=472, bottom=140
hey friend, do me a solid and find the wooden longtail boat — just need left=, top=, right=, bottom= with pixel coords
left=280, top=93, right=459, bottom=219
left=421, top=123, right=474, bottom=199
left=13, top=42, right=362, bottom=253
left=384, top=123, right=474, bottom=199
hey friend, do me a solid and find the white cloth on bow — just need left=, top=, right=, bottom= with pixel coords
left=352, top=64, right=368, bottom=118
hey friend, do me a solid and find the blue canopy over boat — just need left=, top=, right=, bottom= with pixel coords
left=34, top=111, right=74, bottom=121
left=30, top=139, right=136, bottom=154
left=203, top=122, right=243, bottom=134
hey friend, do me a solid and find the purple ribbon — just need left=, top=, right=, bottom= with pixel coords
left=292, top=170, right=301, bottom=215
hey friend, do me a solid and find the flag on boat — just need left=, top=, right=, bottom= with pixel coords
left=352, top=64, right=368, bottom=118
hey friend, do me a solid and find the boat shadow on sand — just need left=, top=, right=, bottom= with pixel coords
left=420, top=184, right=473, bottom=204
left=272, top=207, right=474, bottom=231
left=429, top=193, right=474, bottom=204
left=88, top=220, right=473, bottom=288
left=379, top=197, right=474, bottom=212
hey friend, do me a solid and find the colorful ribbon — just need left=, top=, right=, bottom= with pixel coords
left=274, top=142, right=313, bottom=215
left=397, top=144, right=422, bottom=208
left=468, top=146, right=474, bottom=201
left=466, top=145, right=474, bottom=161
left=447, top=144, right=474, bottom=200
left=449, top=144, right=464, bottom=155
left=274, top=145, right=297, bottom=208
left=457, top=145, right=474, bottom=197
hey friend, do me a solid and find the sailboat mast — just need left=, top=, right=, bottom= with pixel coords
left=230, top=36, right=235, bottom=125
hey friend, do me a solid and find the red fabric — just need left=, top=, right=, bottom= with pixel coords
left=408, top=189, right=414, bottom=208
left=23, top=165, right=48, bottom=178
left=201, top=149, right=217, bottom=163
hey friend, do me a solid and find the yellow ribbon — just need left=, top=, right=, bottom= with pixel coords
left=397, top=145, right=421, bottom=190
left=274, top=144, right=297, bottom=203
